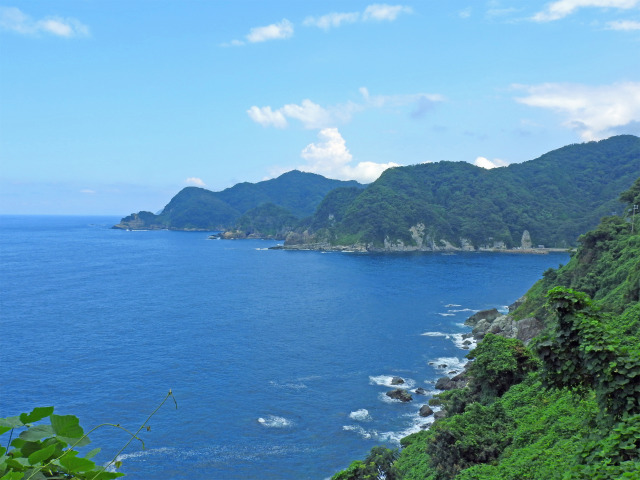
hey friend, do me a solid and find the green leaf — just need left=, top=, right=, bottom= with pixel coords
left=27, top=444, right=56, bottom=465
left=84, top=448, right=100, bottom=459
left=19, top=408, right=54, bottom=425
left=58, top=455, right=96, bottom=473
left=21, top=470, right=46, bottom=480
left=50, top=415, right=84, bottom=439
left=0, top=471, right=25, bottom=480
left=0, top=417, right=24, bottom=430
left=18, top=425, right=54, bottom=442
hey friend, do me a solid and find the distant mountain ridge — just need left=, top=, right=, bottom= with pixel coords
left=115, top=136, right=640, bottom=247
left=286, top=135, right=640, bottom=251
left=113, top=170, right=363, bottom=231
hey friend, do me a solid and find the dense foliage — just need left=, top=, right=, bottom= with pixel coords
left=1, top=392, right=176, bottom=480
left=0, top=407, right=123, bottom=480
left=332, top=177, right=640, bottom=479
left=304, top=135, right=640, bottom=248
left=114, top=170, right=362, bottom=231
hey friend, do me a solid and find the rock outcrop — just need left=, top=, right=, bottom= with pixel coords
left=464, top=301, right=544, bottom=345
left=419, top=405, right=434, bottom=417
left=386, top=389, right=413, bottom=402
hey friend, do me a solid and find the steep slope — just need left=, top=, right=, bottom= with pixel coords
left=332, top=178, right=640, bottom=480
left=114, top=170, right=363, bottom=231
left=296, top=135, right=640, bottom=250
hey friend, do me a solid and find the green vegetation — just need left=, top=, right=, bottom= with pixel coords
left=1, top=391, right=176, bottom=480
left=114, top=170, right=362, bottom=232
left=235, top=202, right=299, bottom=238
left=332, top=178, right=640, bottom=479
left=303, top=135, right=640, bottom=249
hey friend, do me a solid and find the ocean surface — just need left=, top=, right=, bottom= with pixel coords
left=0, top=215, right=569, bottom=479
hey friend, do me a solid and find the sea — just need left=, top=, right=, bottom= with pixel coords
left=0, top=215, right=569, bottom=479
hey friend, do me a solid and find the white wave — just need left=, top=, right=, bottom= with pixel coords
left=269, top=380, right=308, bottom=390
left=344, top=408, right=439, bottom=445
left=258, top=415, right=292, bottom=428
left=342, top=425, right=374, bottom=439
left=428, top=356, right=467, bottom=374
left=369, top=375, right=416, bottom=389
left=437, top=313, right=455, bottom=317
left=444, top=304, right=461, bottom=307
left=349, top=409, right=372, bottom=421
left=421, top=331, right=449, bottom=337
left=254, top=248, right=270, bottom=251
left=104, top=447, right=176, bottom=471
left=448, top=308, right=477, bottom=313
left=452, top=333, right=477, bottom=350
left=422, top=331, right=476, bottom=351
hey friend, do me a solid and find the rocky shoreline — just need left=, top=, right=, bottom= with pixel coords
left=386, top=296, right=545, bottom=424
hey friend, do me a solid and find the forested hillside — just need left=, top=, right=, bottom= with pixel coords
left=332, top=178, right=640, bottom=479
left=113, top=170, right=362, bottom=231
left=297, top=135, right=640, bottom=250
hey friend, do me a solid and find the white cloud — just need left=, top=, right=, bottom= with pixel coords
left=248, top=99, right=361, bottom=129
left=225, top=18, right=293, bottom=46
left=185, top=177, right=206, bottom=187
left=246, top=18, right=293, bottom=43
left=474, top=157, right=509, bottom=169
left=282, top=100, right=335, bottom=129
left=532, top=0, right=639, bottom=21
left=303, top=4, right=412, bottom=30
left=607, top=19, right=640, bottom=29
left=247, top=106, right=288, bottom=128
left=248, top=88, right=443, bottom=130
left=0, top=7, right=89, bottom=37
left=514, top=82, right=640, bottom=140
left=298, top=128, right=399, bottom=183
left=80, top=189, right=96, bottom=194
left=363, top=4, right=413, bottom=21
left=303, top=12, right=360, bottom=30
left=459, top=8, right=473, bottom=18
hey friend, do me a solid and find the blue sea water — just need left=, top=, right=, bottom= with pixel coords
left=0, top=215, right=569, bottom=479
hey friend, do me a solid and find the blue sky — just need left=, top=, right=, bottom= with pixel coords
left=1, top=1, right=639, bottom=215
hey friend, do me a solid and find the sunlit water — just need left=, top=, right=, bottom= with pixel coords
left=0, top=216, right=568, bottom=479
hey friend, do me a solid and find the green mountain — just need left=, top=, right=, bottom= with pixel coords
left=294, top=135, right=640, bottom=250
left=332, top=177, right=640, bottom=480
left=113, top=170, right=363, bottom=231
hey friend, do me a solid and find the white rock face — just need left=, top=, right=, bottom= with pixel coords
left=521, top=230, right=532, bottom=249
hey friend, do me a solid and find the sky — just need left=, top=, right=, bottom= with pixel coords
left=1, top=0, right=639, bottom=215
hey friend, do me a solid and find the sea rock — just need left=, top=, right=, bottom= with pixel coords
left=435, top=377, right=456, bottom=390
left=386, top=389, right=413, bottom=402
left=435, top=373, right=468, bottom=391
left=419, top=405, right=434, bottom=417
left=434, top=410, right=447, bottom=420
left=391, top=376, right=405, bottom=385
left=415, top=387, right=427, bottom=395
left=465, top=308, right=500, bottom=327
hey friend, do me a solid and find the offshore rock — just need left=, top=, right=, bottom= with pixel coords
left=419, top=405, right=434, bottom=417
left=415, top=387, right=427, bottom=395
left=386, top=389, right=413, bottom=402
left=391, top=376, right=405, bottom=385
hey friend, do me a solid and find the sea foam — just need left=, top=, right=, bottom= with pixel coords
left=257, top=415, right=292, bottom=428
left=349, top=409, right=372, bottom=421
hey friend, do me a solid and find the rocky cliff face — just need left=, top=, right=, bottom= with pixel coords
left=282, top=222, right=533, bottom=253
left=463, top=299, right=545, bottom=345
